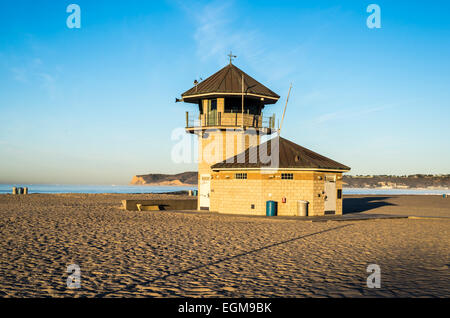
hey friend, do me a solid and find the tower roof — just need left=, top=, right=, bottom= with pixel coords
left=181, top=63, right=280, bottom=104
left=211, top=136, right=351, bottom=172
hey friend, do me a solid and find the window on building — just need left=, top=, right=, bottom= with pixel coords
left=224, top=97, right=261, bottom=115
left=235, top=173, right=247, bottom=179
left=209, top=99, right=217, bottom=111
left=281, top=173, right=294, bottom=180
left=337, top=189, right=342, bottom=199
left=200, top=99, right=217, bottom=115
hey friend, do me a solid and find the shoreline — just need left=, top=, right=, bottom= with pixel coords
left=2, top=183, right=448, bottom=190
left=2, top=189, right=449, bottom=195
left=1, top=192, right=449, bottom=196
left=129, top=183, right=196, bottom=187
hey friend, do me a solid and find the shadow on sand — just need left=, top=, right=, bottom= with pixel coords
left=343, top=196, right=397, bottom=214
left=96, top=224, right=353, bottom=297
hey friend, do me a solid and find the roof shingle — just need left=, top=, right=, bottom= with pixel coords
left=211, top=136, right=350, bottom=171
left=181, top=63, right=280, bottom=100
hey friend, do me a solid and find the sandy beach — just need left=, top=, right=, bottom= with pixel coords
left=0, top=193, right=449, bottom=298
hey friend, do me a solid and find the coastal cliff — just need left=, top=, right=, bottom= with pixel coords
left=130, top=172, right=450, bottom=188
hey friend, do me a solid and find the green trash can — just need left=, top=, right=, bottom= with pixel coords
left=266, top=200, right=278, bottom=216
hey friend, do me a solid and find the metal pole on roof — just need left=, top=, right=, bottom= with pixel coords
left=241, top=73, right=244, bottom=129
left=279, top=83, right=292, bottom=135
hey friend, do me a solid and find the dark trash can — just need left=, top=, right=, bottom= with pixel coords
left=266, top=200, right=278, bottom=216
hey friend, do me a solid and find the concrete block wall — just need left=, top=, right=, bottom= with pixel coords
left=210, top=178, right=264, bottom=215
left=210, top=171, right=344, bottom=216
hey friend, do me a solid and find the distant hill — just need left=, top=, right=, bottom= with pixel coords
left=130, top=172, right=197, bottom=186
left=130, top=172, right=450, bottom=189
left=343, top=174, right=450, bottom=189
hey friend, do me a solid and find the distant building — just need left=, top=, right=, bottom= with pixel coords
left=177, top=58, right=350, bottom=216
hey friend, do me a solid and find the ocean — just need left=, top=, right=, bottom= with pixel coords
left=0, top=184, right=196, bottom=194
left=0, top=184, right=449, bottom=195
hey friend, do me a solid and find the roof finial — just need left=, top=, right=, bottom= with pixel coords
left=227, top=51, right=237, bottom=64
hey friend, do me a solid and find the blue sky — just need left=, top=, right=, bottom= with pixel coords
left=1, top=0, right=449, bottom=184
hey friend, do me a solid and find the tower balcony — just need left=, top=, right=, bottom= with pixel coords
left=185, top=111, right=277, bottom=135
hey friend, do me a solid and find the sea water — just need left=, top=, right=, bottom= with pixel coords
left=0, top=184, right=197, bottom=194
left=0, top=184, right=448, bottom=195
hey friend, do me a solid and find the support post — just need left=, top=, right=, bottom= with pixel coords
left=241, top=73, right=244, bottom=129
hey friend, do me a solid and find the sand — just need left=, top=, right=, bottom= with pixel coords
left=0, top=193, right=449, bottom=297
left=344, top=194, right=450, bottom=217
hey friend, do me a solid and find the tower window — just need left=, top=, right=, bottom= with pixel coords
left=224, top=97, right=261, bottom=115
left=281, top=173, right=294, bottom=180
left=209, top=99, right=217, bottom=111
left=235, top=173, right=247, bottom=180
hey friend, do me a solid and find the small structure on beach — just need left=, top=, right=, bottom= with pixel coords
left=210, top=137, right=350, bottom=216
left=177, top=55, right=350, bottom=216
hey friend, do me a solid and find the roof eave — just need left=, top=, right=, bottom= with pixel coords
left=181, top=92, right=280, bottom=104
left=211, top=167, right=351, bottom=172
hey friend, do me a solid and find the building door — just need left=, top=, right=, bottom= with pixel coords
left=199, top=174, right=211, bottom=210
left=324, top=176, right=336, bottom=215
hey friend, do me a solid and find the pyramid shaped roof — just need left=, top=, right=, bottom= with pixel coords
left=181, top=63, right=280, bottom=104
left=211, top=136, right=350, bottom=172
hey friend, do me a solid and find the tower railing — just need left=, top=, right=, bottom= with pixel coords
left=185, top=111, right=276, bottom=130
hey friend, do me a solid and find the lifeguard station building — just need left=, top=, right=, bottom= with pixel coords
left=177, top=58, right=350, bottom=216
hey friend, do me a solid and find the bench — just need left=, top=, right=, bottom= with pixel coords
left=137, top=204, right=161, bottom=211
left=122, top=199, right=197, bottom=211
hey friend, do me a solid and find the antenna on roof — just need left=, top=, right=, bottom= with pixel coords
left=279, top=83, right=292, bottom=135
left=228, top=51, right=237, bottom=64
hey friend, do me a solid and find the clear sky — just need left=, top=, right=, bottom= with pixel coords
left=1, top=0, right=449, bottom=184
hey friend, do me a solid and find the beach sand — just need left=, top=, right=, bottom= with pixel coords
left=344, top=194, right=450, bottom=217
left=0, top=193, right=449, bottom=297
